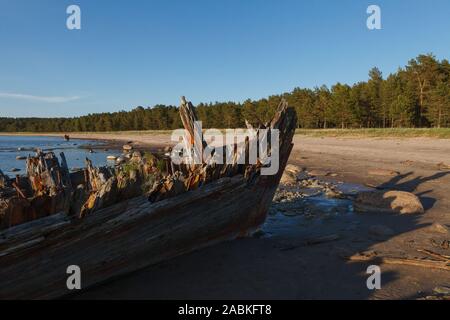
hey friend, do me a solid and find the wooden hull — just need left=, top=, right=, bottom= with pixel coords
left=0, top=99, right=296, bottom=300
left=0, top=167, right=286, bottom=299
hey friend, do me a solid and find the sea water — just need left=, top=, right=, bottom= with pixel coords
left=0, top=135, right=113, bottom=177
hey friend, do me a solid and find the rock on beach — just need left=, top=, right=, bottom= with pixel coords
left=354, top=190, right=424, bottom=214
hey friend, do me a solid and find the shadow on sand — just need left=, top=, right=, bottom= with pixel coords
left=376, top=171, right=449, bottom=211
left=73, top=171, right=450, bottom=300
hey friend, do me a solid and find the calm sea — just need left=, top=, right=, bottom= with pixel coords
left=0, top=135, right=115, bottom=177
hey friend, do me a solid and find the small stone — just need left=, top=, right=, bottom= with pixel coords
left=280, top=164, right=303, bottom=185
left=106, top=155, right=117, bottom=161
left=16, top=156, right=26, bottom=160
left=325, top=189, right=342, bottom=199
left=310, top=179, right=321, bottom=188
left=369, top=225, right=394, bottom=237
left=285, top=164, right=302, bottom=175
left=323, top=184, right=342, bottom=195
left=123, top=144, right=133, bottom=151
left=280, top=171, right=297, bottom=185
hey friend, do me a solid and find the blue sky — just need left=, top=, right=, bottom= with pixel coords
left=0, top=0, right=449, bottom=117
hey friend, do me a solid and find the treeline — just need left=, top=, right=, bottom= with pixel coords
left=1, top=54, right=449, bottom=132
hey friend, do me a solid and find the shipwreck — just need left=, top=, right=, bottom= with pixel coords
left=0, top=97, right=297, bottom=299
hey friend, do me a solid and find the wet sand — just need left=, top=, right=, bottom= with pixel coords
left=70, top=134, right=450, bottom=299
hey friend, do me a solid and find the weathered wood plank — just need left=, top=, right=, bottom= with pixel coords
left=0, top=97, right=297, bottom=300
left=0, top=176, right=261, bottom=299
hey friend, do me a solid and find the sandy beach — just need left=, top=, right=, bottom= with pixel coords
left=61, top=133, right=450, bottom=300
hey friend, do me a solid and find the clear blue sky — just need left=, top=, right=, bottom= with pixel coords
left=1, top=0, right=449, bottom=117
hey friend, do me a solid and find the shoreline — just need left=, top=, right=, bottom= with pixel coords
left=2, top=128, right=450, bottom=141
left=0, top=133, right=171, bottom=154
left=0, top=132, right=173, bottom=150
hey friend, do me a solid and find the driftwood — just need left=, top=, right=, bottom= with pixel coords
left=416, top=249, right=450, bottom=261
left=348, top=253, right=450, bottom=271
left=0, top=176, right=258, bottom=299
left=0, top=97, right=297, bottom=299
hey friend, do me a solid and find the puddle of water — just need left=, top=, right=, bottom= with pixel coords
left=261, top=181, right=372, bottom=238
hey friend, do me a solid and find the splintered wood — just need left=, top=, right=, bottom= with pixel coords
left=0, top=149, right=164, bottom=228
left=0, top=97, right=296, bottom=231
left=148, top=97, right=294, bottom=202
left=26, top=151, right=72, bottom=196
left=0, top=151, right=73, bottom=229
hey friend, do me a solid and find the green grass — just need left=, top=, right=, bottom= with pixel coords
left=294, top=128, right=450, bottom=138
left=3, top=128, right=450, bottom=139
